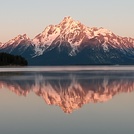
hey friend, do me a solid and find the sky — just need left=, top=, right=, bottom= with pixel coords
left=0, top=0, right=134, bottom=43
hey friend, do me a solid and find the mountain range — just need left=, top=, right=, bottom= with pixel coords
left=0, top=71, right=134, bottom=113
left=0, top=16, right=134, bottom=65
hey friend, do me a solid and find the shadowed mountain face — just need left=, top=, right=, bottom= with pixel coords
left=0, top=71, right=134, bottom=113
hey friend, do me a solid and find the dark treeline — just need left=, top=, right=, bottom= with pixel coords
left=0, top=52, right=28, bottom=66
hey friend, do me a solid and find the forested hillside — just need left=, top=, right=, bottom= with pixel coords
left=0, top=52, right=28, bottom=66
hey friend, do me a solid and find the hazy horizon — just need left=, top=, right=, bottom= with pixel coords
left=0, top=0, right=134, bottom=43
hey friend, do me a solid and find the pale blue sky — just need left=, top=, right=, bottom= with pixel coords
left=0, top=0, right=134, bottom=42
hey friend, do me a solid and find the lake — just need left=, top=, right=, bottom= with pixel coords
left=0, top=66, right=134, bottom=134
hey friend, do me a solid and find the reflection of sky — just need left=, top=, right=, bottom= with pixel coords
left=0, top=82, right=134, bottom=134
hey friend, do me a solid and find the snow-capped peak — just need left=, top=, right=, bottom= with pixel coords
left=31, top=16, right=134, bottom=57
left=2, top=34, right=31, bottom=49
left=33, top=16, right=86, bottom=47
left=61, top=16, right=74, bottom=22
left=32, top=16, right=118, bottom=48
left=59, top=16, right=80, bottom=27
left=6, top=34, right=29, bottom=44
left=2, top=16, right=133, bottom=60
left=13, top=34, right=30, bottom=41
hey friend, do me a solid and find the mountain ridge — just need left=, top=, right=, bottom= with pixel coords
left=0, top=16, right=134, bottom=65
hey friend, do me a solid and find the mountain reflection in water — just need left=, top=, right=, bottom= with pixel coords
left=0, top=70, right=134, bottom=113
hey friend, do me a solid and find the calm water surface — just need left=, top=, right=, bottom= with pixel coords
left=0, top=66, right=134, bottom=134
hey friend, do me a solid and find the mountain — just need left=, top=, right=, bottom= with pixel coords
left=0, top=34, right=35, bottom=61
left=0, top=71, right=134, bottom=113
left=0, top=42, right=3, bottom=46
left=0, top=16, right=134, bottom=65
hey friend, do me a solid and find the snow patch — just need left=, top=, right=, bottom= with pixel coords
left=94, top=27, right=112, bottom=36
left=102, top=42, right=109, bottom=52
left=69, top=45, right=78, bottom=56
left=113, top=39, right=120, bottom=45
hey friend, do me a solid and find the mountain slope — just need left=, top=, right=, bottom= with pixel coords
left=0, top=16, right=134, bottom=65
left=0, top=34, right=35, bottom=62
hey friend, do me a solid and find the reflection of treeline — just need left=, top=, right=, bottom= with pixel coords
left=0, top=72, right=25, bottom=76
left=0, top=52, right=28, bottom=66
